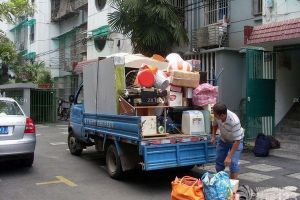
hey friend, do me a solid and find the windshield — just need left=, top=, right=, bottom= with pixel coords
left=0, top=100, right=23, bottom=116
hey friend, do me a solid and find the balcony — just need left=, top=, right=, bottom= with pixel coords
left=51, top=0, right=78, bottom=22
left=192, top=23, right=229, bottom=49
left=74, top=0, right=88, bottom=10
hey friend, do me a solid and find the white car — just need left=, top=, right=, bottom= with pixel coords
left=0, top=97, right=36, bottom=167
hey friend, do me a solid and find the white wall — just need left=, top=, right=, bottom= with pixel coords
left=87, top=0, right=132, bottom=60
left=275, top=49, right=300, bottom=124
left=263, top=0, right=300, bottom=23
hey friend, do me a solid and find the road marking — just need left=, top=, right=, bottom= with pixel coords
left=61, top=132, right=68, bottom=135
left=36, top=176, right=77, bottom=187
left=50, top=142, right=67, bottom=146
left=59, top=128, right=68, bottom=130
left=56, top=125, right=68, bottom=127
left=36, top=134, right=41, bottom=136
left=36, top=125, right=49, bottom=128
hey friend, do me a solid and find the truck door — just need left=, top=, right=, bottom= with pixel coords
left=70, top=85, right=85, bottom=139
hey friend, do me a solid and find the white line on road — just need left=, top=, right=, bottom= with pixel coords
left=59, top=128, right=68, bottom=130
left=61, top=132, right=68, bottom=135
left=50, top=142, right=67, bottom=146
left=56, top=125, right=68, bottom=127
left=36, top=125, right=49, bottom=128
left=36, top=134, right=41, bottom=136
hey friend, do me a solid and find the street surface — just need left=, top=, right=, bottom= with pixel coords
left=0, top=122, right=300, bottom=200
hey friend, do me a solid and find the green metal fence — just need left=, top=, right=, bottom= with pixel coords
left=30, top=89, right=57, bottom=123
left=245, top=49, right=276, bottom=140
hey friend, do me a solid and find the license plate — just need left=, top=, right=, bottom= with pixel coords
left=0, top=126, right=8, bottom=134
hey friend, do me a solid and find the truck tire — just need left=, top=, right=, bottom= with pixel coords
left=68, top=133, right=83, bottom=156
left=106, top=144, right=123, bottom=179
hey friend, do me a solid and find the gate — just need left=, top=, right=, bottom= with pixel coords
left=245, top=49, right=276, bottom=139
left=31, top=89, right=57, bottom=123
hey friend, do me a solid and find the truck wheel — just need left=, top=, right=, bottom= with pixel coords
left=106, top=144, right=123, bottom=179
left=68, top=133, right=83, bottom=156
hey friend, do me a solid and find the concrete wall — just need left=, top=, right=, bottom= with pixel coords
left=263, top=0, right=300, bottom=23
left=215, top=49, right=245, bottom=115
left=184, top=0, right=263, bottom=52
left=229, top=0, right=263, bottom=49
left=87, top=0, right=132, bottom=60
left=275, top=49, right=300, bottom=124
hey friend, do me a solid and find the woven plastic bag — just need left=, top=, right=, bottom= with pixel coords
left=201, top=171, right=233, bottom=200
left=192, top=83, right=218, bottom=106
left=171, top=176, right=205, bottom=200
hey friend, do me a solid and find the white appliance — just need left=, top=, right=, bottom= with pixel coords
left=141, top=116, right=157, bottom=136
left=181, top=110, right=206, bottom=136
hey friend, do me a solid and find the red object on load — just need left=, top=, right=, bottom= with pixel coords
left=137, top=69, right=155, bottom=88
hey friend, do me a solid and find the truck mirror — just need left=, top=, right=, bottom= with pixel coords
left=69, top=95, right=75, bottom=103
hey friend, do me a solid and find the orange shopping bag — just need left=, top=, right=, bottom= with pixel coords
left=171, top=176, right=205, bottom=200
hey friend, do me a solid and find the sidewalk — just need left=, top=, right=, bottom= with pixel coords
left=197, top=151, right=300, bottom=200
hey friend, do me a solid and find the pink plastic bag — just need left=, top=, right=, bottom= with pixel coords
left=192, top=83, right=218, bottom=106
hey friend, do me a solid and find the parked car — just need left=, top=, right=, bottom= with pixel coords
left=0, top=97, right=36, bottom=167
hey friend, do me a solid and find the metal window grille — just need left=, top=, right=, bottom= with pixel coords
left=253, top=0, right=262, bottom=15
left=204, top=0, right=229, bottom=25
left=183, top=52, right=216, bottom=85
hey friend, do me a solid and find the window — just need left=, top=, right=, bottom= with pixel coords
left=204, top=0, right=229, bottom=25
left=76, top=86, right=84, bottom=104
left=0, top=100, right=23, bottom=116
left=253, top=0, right=263, bottom=16
left=96, top=0, right=106, bottom=11
left=94, top=37, right=106, bottom=52
left=30, top=24, right=35, bottom=43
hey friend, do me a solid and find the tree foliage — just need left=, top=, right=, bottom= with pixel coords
left=108, top=0, right=188, bottom=56
left=12, top=61, right=53, bottom=84
left=0, top=0, right=34, bottom=23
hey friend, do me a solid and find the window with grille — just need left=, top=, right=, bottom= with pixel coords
left=253, top=0, right=263, bottom=16
left=204, top=0, right=229, bottom=25
left=30, top=24, right=35, bottom=43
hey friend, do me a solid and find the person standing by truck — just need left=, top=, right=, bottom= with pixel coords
left=210, top=103, right=244, bottom=179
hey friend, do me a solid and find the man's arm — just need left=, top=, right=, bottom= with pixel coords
left=211, top=124, right=218, bottom=144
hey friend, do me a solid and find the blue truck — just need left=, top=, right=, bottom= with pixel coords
left=68, top=55, right=216, bottom=179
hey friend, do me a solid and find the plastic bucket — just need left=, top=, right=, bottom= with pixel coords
left=154, top=70, right=169, bottom=90
left=137, top=69, right=155, bottom=88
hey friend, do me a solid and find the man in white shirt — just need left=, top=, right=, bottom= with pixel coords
left=211, top=103, right=244, bottom=179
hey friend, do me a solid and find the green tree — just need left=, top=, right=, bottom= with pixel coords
left=0, top=0, right=34, bottom=84
left=0, top=30, right=18, bottom=84
left=0, top=0, right=34, bottom=23
left=13, top=61, right=52, bottom=84
left=108, top=0, right=188, bottom=57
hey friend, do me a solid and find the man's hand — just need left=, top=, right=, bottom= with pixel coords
left=225, top=155, right=232, bottom=166
left=211, top=136, right=216, bottom=145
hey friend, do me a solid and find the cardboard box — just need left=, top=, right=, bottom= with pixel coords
left=170, top=71, right=200, bottom=88
left=169, top=91, right=182, bottom=107
left=230, top=179, right=239, bottom=193
left=141, top=116, right=157, bottom=136
left=170, top=85, right=182, bottom=93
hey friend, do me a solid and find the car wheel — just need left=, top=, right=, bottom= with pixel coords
left=68, top=133, right=83, bottom=156
left=106, top=144, right=123, bottom=179
left=22, top=153, right=34, bottom=167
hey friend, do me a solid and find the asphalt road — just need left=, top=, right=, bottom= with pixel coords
left=1, top=122, right=300, bottom=200
left=0, top=122, right=201, bottom=200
